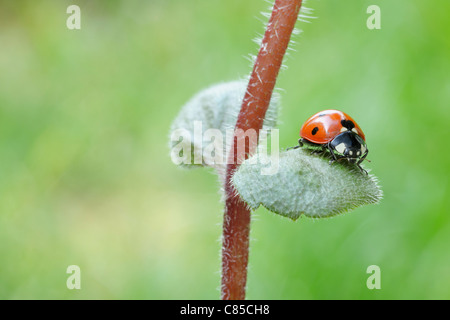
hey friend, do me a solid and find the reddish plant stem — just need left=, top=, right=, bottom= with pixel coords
left=221, top=0, right=303, bottom=300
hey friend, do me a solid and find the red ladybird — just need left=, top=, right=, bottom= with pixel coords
left=289, top=110, right=369, bottom=173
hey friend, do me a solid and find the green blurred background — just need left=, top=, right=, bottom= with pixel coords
left=0, top=0, right=449, bottom=299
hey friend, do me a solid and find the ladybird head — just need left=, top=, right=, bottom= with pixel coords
left=330, top=131, right=367, bottom=163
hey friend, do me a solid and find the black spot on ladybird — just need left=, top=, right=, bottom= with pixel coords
left=341, top=119, right=355, bottom=130
left=312, top=127, right=319, bottom=135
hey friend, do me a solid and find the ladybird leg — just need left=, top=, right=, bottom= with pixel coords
left=286, top=138, right=304, bottom=151
left=326, top=143, right=338, bottom=165
left=357, top=163, right=368, bottom=175
left=310, top=145, right=326, bottom=156
left=357, top=149, right=369, bottom=174
left=357, top=149, right=369, bottom=165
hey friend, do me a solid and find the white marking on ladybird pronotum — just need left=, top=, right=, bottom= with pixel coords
left=335, top=143, right=346, bottom=154
left=340, top=127, right=348, bottom=132
left=352, top=128, right=359, bottom=134
left=361, top=145, right=366, bottom=154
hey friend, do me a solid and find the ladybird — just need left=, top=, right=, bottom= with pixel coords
left=289, top=109, right=369, bottom=173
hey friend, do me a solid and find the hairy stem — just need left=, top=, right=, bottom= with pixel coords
left=221, top=0, right=303, bottom=300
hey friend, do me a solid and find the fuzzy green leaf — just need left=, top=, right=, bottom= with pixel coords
left=169, top=80, right=280, bottom=173
left=232, top=148, right=382, bottom=220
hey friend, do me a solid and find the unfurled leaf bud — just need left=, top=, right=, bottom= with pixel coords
left=232, top=148, right=382, bottom=220
left=169, top=81, right=280, bottom=177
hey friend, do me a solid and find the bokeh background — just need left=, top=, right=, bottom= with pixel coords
left=0, top=0, right=449, bottom=299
